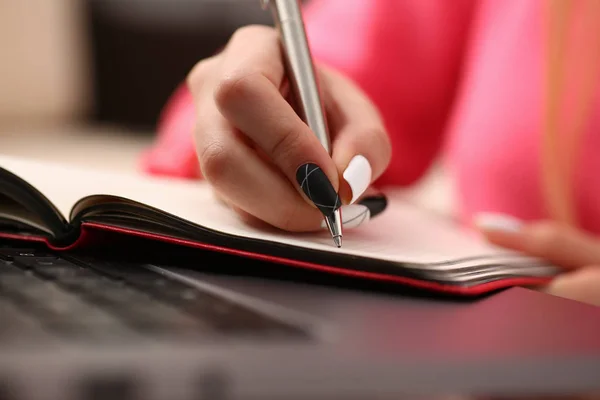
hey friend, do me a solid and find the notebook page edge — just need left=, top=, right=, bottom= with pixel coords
left=0, top=154, right=529, bottom=265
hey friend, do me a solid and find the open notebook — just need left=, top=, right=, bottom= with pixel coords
left=0, top=154, right=560, bottom=295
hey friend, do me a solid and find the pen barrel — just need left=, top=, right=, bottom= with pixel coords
left=267, top=0, right=331, bottom=154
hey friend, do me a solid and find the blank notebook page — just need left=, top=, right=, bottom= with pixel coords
left=0, top=155, right=520, bottom=264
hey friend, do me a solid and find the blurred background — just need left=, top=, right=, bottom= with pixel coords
left=0, top=0, right=298, bottom=131
left=0, top=0, right=455, bottom=214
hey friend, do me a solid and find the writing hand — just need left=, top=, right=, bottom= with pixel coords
left=187, top=26, right=391, bottom=232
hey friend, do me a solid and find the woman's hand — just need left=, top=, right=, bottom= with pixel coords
left=186, top=25, right=391, bottom=232
left=475, top=213, right=600, bottom=306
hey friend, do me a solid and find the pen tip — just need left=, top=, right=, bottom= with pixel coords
left=333, top=235, right=342, bottom=248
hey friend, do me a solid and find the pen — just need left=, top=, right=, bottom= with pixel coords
left=261, top=0, right=343, bottom=248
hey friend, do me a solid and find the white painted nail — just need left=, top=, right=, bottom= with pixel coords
left=474, top=212, right=523, bottom=233
left=343, top=155, right=372, bottom=204
left=321, top=205, right=370, bottom=229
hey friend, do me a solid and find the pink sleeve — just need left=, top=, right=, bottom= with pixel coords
left=304, top=0, right=477, bottom=186
left=141, top=0, right=477, bottom=184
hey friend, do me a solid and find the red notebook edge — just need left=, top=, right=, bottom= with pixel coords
left=0, top=222, right=553, bottom=296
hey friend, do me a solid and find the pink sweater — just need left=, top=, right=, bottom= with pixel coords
left=142, top=0, right=600, bottom=234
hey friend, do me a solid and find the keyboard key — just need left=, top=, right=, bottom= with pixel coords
left=14, top=256, right=87, bottom=276
left=66, top=256, right=127, bottom=280
left=60, top=275, right=125, bottom=294
left=40, top=264, right=97, bottom=281
left=0, top=248, right=47, bottom=261
left=84, top=285, right=152, bottom=305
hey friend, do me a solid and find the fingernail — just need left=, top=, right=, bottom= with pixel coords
left=296, top=163, right=340, bottom=217
left=357, top=194, right=387, bottom=218
left=343, top=155, right=372, bottom=204
left=474, top=212, right=523, bottom=233
left=321, top=204, right=370, bottom=229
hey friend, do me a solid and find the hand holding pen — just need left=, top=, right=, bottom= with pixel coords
left=262, top=0, right=345, bottom=246
left=186, top=0, right=391, bottom=244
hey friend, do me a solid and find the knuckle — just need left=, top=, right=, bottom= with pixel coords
left=198, top=141, right=231, bottom=183
left=214, top=69, right=261, bottom=111
left=187, top=58, right=213, bottom=94
left=371, top=126, right=392, bottom=167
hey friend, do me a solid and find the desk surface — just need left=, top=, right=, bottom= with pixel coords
left=0, top=124, right=152, bottom=173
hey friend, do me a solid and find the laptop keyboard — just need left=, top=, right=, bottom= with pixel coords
left=0, top=245, right=310, bottom=344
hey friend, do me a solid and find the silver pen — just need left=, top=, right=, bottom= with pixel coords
left=261, top=0, right=343, bottom=247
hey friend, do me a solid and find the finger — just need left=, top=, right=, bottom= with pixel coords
left=213, top=25, right=341, bottom=218
left=195, top=118, right=325, bottom=232
left=201, top=129, right=380, bottom=232
left=190, top=66, right=324, bottom=232
left=474, top=213, right=600, bottom=269
left=544, top=265, right=600, bottom=306
left=211, top=157, right=385, bottom=231
left=212, top=188, right=301, bottom=231
left=187, top=56, right=220, bottom=98
left=207, top=145, right=381, bottom=232
left=319, top=65, right=392, bottom=204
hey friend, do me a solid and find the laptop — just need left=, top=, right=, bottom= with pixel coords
left=2, top=238, right=600, bottom=400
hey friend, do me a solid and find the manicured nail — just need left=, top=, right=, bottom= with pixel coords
left=321, top=204, right=370, bottom=229
left=357, top=194, right=387, bottom=219
left=474, top=212, right=523, bottom=233
left=296, top=163, right=340, bottom=217
left=343, top=155, right=372, bottom=204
